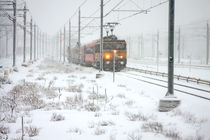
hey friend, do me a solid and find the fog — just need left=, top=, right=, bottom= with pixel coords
left=1, top=0, right=210, bottom=62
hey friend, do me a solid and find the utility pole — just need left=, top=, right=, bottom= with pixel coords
left=69, top=20, right=71, bottom=63
left=12, top=0, right=17, bottom=67
left=177, top=27, right=181, bottom=63
left=100, top=0, right=104, bottom=71
left=45, top=34, right=47, bottom=57
left=152, top=35, right=155, bottom=58
left=23, top=4, right=26, bottom=63
left=157, top=31, right=159, bottom=72
left=129, top=37, right=131, bottom=58
left=39, top=31, right=41, bottom=58
left=138, top=36, right=141, bottom=59
left=34, top=24, right=36, bottom=61
left=60, top=29, right=62, bottom=62
left=37, top=27, right=39, bottom=59
left=78, top=7, right=81, bottom=63
left=5, top=28, right=8, bottom=58
left=141, top=34, right=144, bottom=58
left=30, top=18, right=32, bottom=61
left=159, top=0, right=180, bottom=112
left=206, top=21, right=209, bottom=65
left=63, top=26, right=66, bottom=63
left=42, top=33, right=44, bottom=57
left=167, top=0, right=175, bottom=96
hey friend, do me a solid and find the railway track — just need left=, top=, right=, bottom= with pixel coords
left=120, top=72, right=210, bottom=101
left=126, top=67, right=210, bottom=86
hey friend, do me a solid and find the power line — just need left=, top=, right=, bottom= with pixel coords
left=118, top=0, right=168, bottom=21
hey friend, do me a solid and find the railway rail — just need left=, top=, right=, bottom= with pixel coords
left=120, top=72, right=210, bottom=101
left=126, top=67, right=210, bottom=86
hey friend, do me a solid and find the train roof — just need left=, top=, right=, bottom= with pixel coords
left=84, top=35, right=126, bottom=47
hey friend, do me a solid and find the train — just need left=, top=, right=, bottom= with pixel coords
left=69, top=35, right=127, bottom=71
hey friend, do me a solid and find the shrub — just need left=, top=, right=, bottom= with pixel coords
left=94, top=127, right=105, bottom=135
left=69, top=128, right=82, bottom=135
left=125, top=112, right=148, bottom=122
left=98, top=120, right=115, bottom=126
left=141, top=122, right=163, bottom=133
left=50, top=113, right=65, bottom=121
left=25, top=125, right=40, bottom=137
left=0, top=125, right=10, bottom=134
left=163, top=128, right=181, bottom=140
left=84, top=103, right=100, bottom=112
left=127, top=131, right=142, bottom=140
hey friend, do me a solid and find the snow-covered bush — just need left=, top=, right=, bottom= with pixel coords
left=0, top=125, right=10, bottom=135
left=69, top=128, right=82, bottom=135
left=116, top=93, right=126, bottom=99
left=42, top=88, right=57, bottom=99
left=36, top=76, right=45, bottom=81
left=25, top=125, right=40, bottom=137
left=94, top=112, right=102, bottom=117
left=98, top=120, right=115, bottom=126
left=48, top=80, right=55, bottom=89
left=1, top=85, right=22, bottom=117
left=84, top=103, right=100, bottom=112
left=45, top=102, right=62, bottom=110
left=125, top=100, right=135, bottom=106
left=184, top=134, right=204, bottom=140
left=109, top=133, right=117, bottom=140
left=162, top=128, right=181, bottom=140
left=125, top=112, right=148, bottom=121
left=94, top=127, right=105, bottom=135
left=127, top=130, right=142, bottom=140
left=172, top=109, right=207, bottom=124
left=88, top=122, right=95, bottom=129
left=50, top=113, right=65, bottom=121
left=65, top=93, right=83, bottom=109
left=141, top=122, right=163, bottom=133
left=68, top=84, right=83, bottom=93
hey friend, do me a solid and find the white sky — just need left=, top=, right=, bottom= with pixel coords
left=25, top=0, right=210, bottom=43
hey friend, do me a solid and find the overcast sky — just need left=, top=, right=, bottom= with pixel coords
left=25, top=0, right=210, bottom=43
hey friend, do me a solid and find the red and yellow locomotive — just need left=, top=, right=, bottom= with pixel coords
left=70, top=35, right=127, bottom=71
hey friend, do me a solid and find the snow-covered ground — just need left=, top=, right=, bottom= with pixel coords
left=1, top=58, right=210, bottom=140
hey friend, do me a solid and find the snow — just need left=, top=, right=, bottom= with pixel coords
left=1, top=57, right=210, bottom=140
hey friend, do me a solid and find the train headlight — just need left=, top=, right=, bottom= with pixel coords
left=120, top=56, right=123, bottom=59
left=105, top=54, right=110, bottom=60
left=106, top=61, right=110, bottom=64
left=120, top=61, right=124, bottom=65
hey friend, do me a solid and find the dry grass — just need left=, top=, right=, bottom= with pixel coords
left=141, top=122, right=163, bottom=133
left=127, top=130, right=142, bottom=140
left=125, top=112, right=149, bottom=122
left=25, top=125, right=40, bottom=137
left=69, top=127, right=82, bottom=135
left=84, top=102, right=100, bottom=112
left=94, top=127, right=105, bottom=135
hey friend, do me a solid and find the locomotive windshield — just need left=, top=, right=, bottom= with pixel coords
left=103, top=42, right=126, bottom=50
left=85, top=46, right=93, bottom=54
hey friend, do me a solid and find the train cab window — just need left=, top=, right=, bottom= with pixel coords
left=103, top=42, right=126, bottom=50
left=115, top=43, right=126, bottom=50
left=85, top=47, right=93, bottom=54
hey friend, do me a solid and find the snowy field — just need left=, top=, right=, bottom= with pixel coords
left=1, top=58, right=210, bottom=140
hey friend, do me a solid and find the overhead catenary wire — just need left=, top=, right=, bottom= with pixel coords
left=118, top=0, right=168, bottom=21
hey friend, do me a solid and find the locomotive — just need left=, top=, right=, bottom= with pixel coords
left=70, top=35, right=127, bottom=71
